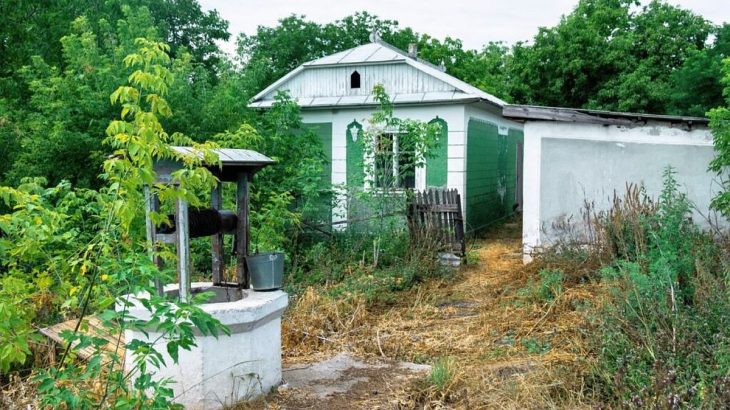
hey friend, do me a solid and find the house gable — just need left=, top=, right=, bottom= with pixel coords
left=249, top=40, right=506, bottom=109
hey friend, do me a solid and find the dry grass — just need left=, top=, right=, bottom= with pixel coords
left=3, top=219, right=607, bottom=409
left=277, top=220, right=607, bottom=409
left=0, top=374, right=39, bottom=409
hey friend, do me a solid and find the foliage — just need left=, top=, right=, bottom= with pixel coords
left=2, top=2, right=728, bottom=189
left=0, top=38, right=230, bottom=408
left=278, top=85, right=447, bottom=306
left=708, top=56, right=730, bottom=217
left=0, top=5, right=238, bottom=189
left=213, top=92, right=325, bottom=252
left=668, top=24, right=730, bottom=117
left=347, top=84, right=441, bottom=235
left=508, top=0, right=714, bottom=114
left=428, top=357, right=456, bottom=391
left=236, top=12, right=513, bottom=101
left=518, top=269, right=565, bottom=303
left=0, top=0, right=228, bottom=99
left=591, top=169, right=730, bottom=407
left=1, top=1, right=729, bottom=406
left=288, top=225, right=448, bottom=305
left=0, top=178, right=102, bottom=372
left=234, top=3, right=726, bottom=118
left=537, top=269, right=565, bottom=302
left=522, top=337, right=552, bottom=355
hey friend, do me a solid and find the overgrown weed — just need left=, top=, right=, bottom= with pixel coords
left=580, top=169, right=730, bottom=407
left=287, top=220, right=449, bottom=306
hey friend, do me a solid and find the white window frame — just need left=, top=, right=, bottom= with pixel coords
left=365, top=131, right=419, bottom=192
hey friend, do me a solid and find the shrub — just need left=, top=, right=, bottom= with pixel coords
left=538, top=269, right=565, bottom=302
left=592, top=168, right=730, bottom=407
left=288, top=222, right=448, bottom=305
left=518, top=268, right=565, bottom=303
left=1, top=38, right=229, bottom=408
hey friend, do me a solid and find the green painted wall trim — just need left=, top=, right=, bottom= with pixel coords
left=465, top=119, right=524, bottom=233
left=345, top=120, right=367, bottom=221
left=303, top=122, right=333, bottom=225
left=426, top=117, right=448, bottom=188
left=346, top=120, right=364, bottom=188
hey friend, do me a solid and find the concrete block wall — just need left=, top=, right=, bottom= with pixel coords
left=522, top=120, right=725, bottom=260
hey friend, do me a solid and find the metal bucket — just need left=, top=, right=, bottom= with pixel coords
left=246, top=252, right=284, bottom=291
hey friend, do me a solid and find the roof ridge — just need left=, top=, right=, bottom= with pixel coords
left=373, top=39, right=446, bottom=72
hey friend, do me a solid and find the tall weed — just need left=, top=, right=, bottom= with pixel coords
left=288, top=221, right=448, bottom=305
left=592, top=168, right=730, bottom=407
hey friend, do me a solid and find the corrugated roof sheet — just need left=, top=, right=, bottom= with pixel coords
left=304, top=42, right=404, bottom=66
left=249, top=92, right=480, bottom=108
left=171, top=146, right=275, bottom=166
left=502, top=105, right=710, bottom=126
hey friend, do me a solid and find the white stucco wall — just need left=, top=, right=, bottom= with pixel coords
left=301, top=104, right=467, bottom=224
left=523, top=120, right=725, bottom=260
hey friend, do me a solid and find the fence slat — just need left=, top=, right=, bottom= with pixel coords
left=407, top=188, right=466, bottom=258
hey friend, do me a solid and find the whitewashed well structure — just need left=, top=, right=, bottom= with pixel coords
left=122, top=147, right=288, bottom=409
left=249, top=38, right=525, bottom=233
left=503, top=105, right=726, bottom=261
left=122, top=285, right=287, bottom=409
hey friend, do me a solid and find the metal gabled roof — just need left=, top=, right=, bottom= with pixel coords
left=304, top=41, right=404, bottom=66
left=170, top=146, right=275, bottom=167
left=249, top=39, right=507, bottom=109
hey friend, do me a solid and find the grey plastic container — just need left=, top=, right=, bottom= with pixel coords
left=246, top=252, right=284, bottom=291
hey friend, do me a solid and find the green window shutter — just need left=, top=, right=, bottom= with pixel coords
left=346, top=120, right=364, bottom=188
left=426, top=117, right=448, bottom=188
left=303, top=122, right=333, bottom=225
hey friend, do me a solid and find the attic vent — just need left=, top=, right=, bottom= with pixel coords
left=350, top=71, right=361, bottom=89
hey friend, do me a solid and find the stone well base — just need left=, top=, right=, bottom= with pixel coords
left=120, top=282, right=288, bottom=409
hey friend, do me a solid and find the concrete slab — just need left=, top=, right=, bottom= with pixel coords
left=277, top=353, right=430, bottom=406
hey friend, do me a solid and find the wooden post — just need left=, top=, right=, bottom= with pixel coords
left=235, top=173, right=249, bottom=288
left=455, top=191, right=466, bottom=258
left=144, top=186, right=164, bottom=296
left=211, top=185, right=224, bottom=285
left=176, top=198, right=191, bottom=302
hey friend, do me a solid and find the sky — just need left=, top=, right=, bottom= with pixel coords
left=198, top=0, right=730, bottom=56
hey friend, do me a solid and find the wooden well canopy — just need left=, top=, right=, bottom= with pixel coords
left=148, top=146, right=275, bottom=301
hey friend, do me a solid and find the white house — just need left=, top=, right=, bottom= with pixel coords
left=249, top=37, right=726, bottom=259
left=249, top=37, right=525, bottom=233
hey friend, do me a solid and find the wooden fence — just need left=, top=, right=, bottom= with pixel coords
left=407, top=189, right=466, bottom=257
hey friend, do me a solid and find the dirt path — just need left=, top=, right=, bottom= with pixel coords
left=238, top=222, right=596, bottom=409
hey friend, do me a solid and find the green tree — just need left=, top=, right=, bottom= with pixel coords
left=668, top=24, right=730, bottom=117
left=2, top=6, right=232, bottom=188
left=508, top=0, right=633, bottom=108
left=507, top=0, right=713, bottom=114
left=236, top=12, right=511, bottom=101
left=708, top=57, right=730, bottom=216
left=14, top=38, right=227, bottom=407
left=0, top=0, right=228, bottom=94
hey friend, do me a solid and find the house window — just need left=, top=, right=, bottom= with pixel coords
left=350, top=71, right=361, bottom=89
left=374, top=133, right=415, bottom=189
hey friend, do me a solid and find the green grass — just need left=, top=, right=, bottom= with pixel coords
left=428, top=357, right=455, bottom=391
